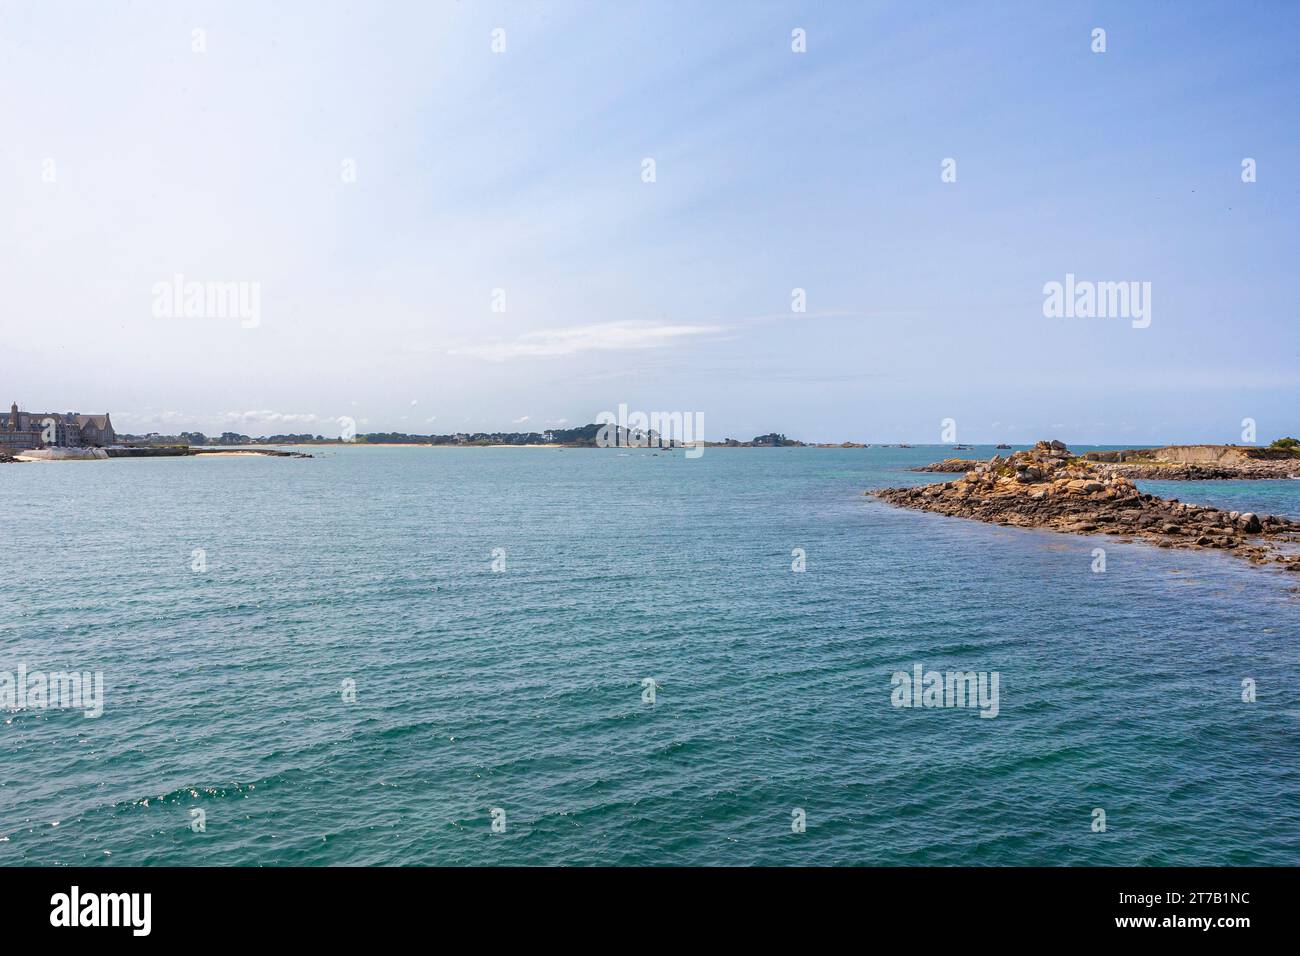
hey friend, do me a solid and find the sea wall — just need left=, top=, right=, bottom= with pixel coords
left=105, top=446, right=190, bottom=458
left=14, top=445, right=310, bottom=461
left=16, top=447, right=110, bottom=461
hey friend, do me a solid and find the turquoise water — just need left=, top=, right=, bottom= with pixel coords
left=2, top=446, right=1298, bottom=866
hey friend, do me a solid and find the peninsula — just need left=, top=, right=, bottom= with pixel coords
left=914, top=440, right=1300, bottom=480
left=872, top=441, right=1300, bottom=574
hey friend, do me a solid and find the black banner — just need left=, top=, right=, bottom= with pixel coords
left=0, top=866, right=1282, bottom=941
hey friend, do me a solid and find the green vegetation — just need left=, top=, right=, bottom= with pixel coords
left=1269, top=437, right=1299, bottom=450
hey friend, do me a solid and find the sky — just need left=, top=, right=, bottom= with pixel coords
left=1, top=0, right=1297, bottom=444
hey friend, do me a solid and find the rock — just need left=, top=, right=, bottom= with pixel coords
left=1065, top=479, right=1104, bottom=494
left=912, top=458, right=982, bottom=473
left=1096, top=456, right=1300, bottom=481
left=869, top=439, right=1300, bottom=576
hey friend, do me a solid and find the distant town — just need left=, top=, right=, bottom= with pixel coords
left=34, top=402, right=1296, bottom=457
left=1, top=403, right=825, bottom=452
left=0, top=401, right=115, bottom=452
left=118, top=426, right=819, bottom=448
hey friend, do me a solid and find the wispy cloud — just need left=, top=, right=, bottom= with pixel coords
left=114, top=408, right=325, bottom=432
left=222, top=410, right=321, bottom=427
left=113, top=409, right=197, bottom=428
left=448, top=320, right=723, bottom=361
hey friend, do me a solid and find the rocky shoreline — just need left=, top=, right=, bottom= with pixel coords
left=875, top=441, right=1300, bottom=573
left=913, top=458, right=982, bottom=473
left=1095, top=460, right=1299, bottom=480
left=187, top=448, right=312, bottom=458
left=914, top=453, right=1300, bottom=481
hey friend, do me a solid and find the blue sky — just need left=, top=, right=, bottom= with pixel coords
left=2, top=0, right=1297, bottom=443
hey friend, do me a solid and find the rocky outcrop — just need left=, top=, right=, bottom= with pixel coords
left=914, top=458, right=983, bottom=473
left=1096, top=459, right=1300, bottom=480
left=187, top=448, right=313, bottom=458
left=1083, top=445, right=1300, bottom=479
left=872, top=441, right=1300, bottom=573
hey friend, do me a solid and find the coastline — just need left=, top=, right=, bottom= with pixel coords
left=914, top=445, right=1300, bottom=480
left=7, top=446, right=312, bottom=461
left=872, top=441, right=1300, bottom=574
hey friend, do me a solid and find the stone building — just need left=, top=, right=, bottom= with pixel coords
left=0, top=402, right=116, bottom=451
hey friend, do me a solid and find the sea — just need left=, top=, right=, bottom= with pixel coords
left=2, top=445, right=1297, bottom=865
